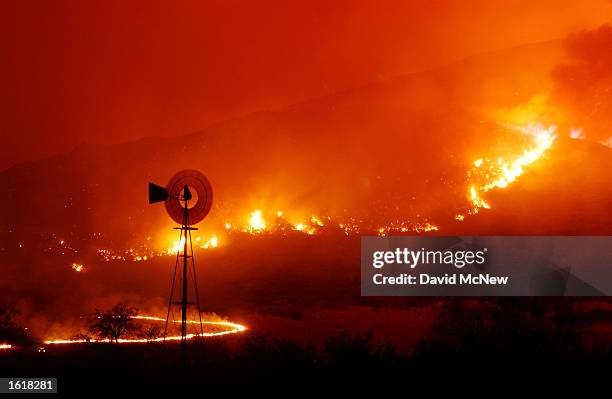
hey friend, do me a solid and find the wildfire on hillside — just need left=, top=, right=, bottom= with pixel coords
left=465, top=123, right=557, bottom=214
left=32, top=120, right=562, bottom=272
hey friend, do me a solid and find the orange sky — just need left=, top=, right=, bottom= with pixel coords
left=2, top=0, right=611, bottom=170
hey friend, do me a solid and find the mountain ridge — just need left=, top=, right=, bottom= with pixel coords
left=3, top=37, right=610, bottom=237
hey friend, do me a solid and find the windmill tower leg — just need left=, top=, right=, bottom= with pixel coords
left=163, top=185, right=204, bottom=349
left=163, top=231, right=181, bottom=341
left=181, top=202, right=189, bottom=348
left=188, top=227, right=205, bottom=336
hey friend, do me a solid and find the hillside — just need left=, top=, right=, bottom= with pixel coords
left=1, top=40, right=591, bottom=238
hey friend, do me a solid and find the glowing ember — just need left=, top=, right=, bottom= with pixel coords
left=339, top=222, right=360, bottom=235
left=71, top=263, right=84, bottom=272
left=43, top=315, right=247, bottom=345
left=467, top=123, right=557, bottom=212
left=0, top=343, right=12, bottom=350
left=416, top=223, right=439, bottom=233
left=310, top=216, right=324, bottom=227
left=376, top=221, right=438, bottom=236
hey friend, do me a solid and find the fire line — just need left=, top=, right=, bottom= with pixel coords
left=43, top=315, right=247, bottom=345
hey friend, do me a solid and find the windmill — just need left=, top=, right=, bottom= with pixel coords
left=148, top=170, right=213, bottom=348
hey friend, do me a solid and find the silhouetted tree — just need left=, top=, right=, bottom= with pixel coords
left=142, top=325, right=161, bottom=342
left=90, top=304, right=137, bottom=344
left=72, top=332, right=92, bottom=343
left=0, top=304, right=30, bottom=345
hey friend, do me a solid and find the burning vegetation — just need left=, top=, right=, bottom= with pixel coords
left=40, top=305, right=246, bottom=346
left=465, top=123, right=558, bottom=214
left=64, top=119, right=562, bottom=267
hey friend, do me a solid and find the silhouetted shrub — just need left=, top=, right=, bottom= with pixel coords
left=324, top=329, right=397, bottom=373
left=414, top=298, right=589, bottom=363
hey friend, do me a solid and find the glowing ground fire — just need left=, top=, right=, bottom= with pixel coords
left=43, top=315, right=246, bottom=345
left=56, top=122, right=562, bottom=270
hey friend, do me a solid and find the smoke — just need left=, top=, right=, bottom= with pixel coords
left=552, top=24, right=612, bottom=146
left=3, top=24, right=612, bottom=343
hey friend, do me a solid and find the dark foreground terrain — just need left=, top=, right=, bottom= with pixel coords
left=2, top=297, right=612, bottom=390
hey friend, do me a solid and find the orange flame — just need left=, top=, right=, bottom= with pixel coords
left=467, top=123, right=557, bottom=213
left=168, top=237, right=186, bottom=255
left=71, top=263, right=84, bottom=272
left=43, top=315, right=247, bottom=345
left=249, top=210, right=266, bottom=231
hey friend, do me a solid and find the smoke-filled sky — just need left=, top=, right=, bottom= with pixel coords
left=2, top=0, right=611, bottom=170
